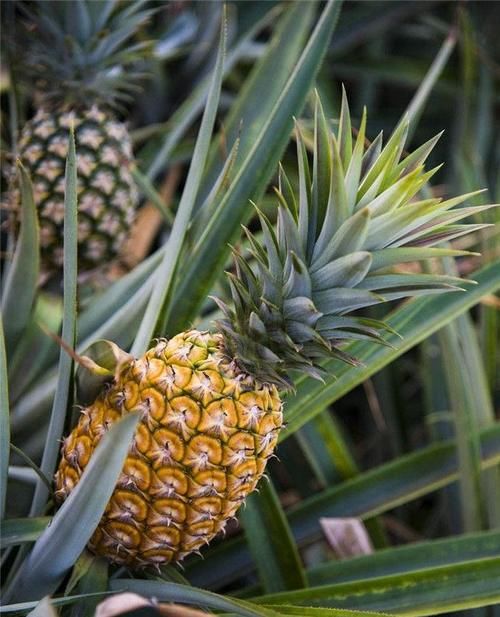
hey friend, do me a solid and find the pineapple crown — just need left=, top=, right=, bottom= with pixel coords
left=215, top=90, right=492, bottom=390
left=15, top=0, right=153, bottom=110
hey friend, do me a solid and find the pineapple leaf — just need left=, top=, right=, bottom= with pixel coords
left=197, top=2, right=316, bottom=207
left=358, top=273, right=469, bottom=291
left=311, top=252, right=373, bottom=290
left=0, top=592, right=114, bottom=615
left=0, top=318, right=9, bottom=519
left=311, top=207, right=371, bottom=271
left=394, top=132, right=443, bottom=177
left=337, top=84, right=353, bottom=167
left=132, top=11, right=226, bottom=355
left=164, top=0, right=342, bottom=336
left=328, top=132, right=349, bottom=231
left=344, top=106, right=367, bottom=211
left=369, top=247, right=477, bottom=271
left=295, top=121, right=312, bottom=254
left=307, top=529, right=500, bottom=586
left=7, top=294, right=63, bottom=403
left=1, top=163, right=39, bottom=361
left=29, top=129, right=78, bottom=519
left=314, top=288, right=385, bottom=314
left=25, top=596, right=58, bottom=617
left=142, top=4, right=283, bottom=181
left=109, top=579, right=283, bottom=617
left=358, top=116, right=409, bottom=201
left=240, top=479, right=307, bottom=593
left=6, top=414, right=140, bottom=604
left=312, top=92, right=334, bottom=239
left=130, top=167, right=175, bottom=224
left=75, top=340, right=133, bottom=406
left=283, top=261, right=500, bottom=437
left=279, top=163, right=298, bottom=220
left=1, top=517, right=50, bottom=549
left=254, top=557, right=500, bottom=614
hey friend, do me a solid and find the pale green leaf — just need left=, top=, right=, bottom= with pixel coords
left=308, top=529, right=500, bottom=586
left=283, top=261, right=500, bottom=437
left=164, top=0, right=342, bottom=336
left=0, top=517, right=51, bottom=550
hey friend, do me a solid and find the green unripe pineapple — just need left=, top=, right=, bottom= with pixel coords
left=10, top=0, right=151, bottom=279
left=17, top=106, right=137, bottom=273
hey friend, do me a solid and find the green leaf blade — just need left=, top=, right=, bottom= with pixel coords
left=256, top=557, right=500, bottom=616
left=0, top=318, right=9, bottom=518
left=8, top=413, right=139, bottom=603
left=1, top=163, right=39, bottom=360
left=131, top=12, right=227, bottom=355
left=164, top=0, right=343, bottom=336
left=240, top=479, right=307, bottom=593
left=29, top=128, right=78, bottom=518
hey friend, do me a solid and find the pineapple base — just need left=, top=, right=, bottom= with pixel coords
left=55, top=330, right=283, bottom=567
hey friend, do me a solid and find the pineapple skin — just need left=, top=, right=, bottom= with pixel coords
left=16, top=105, right=138, bottom=275
left=55, top=330, right=283, bottom=567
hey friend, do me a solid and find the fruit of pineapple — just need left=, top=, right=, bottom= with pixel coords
left=56, top=330, right=282, bottom=566
left=11, top=1, right=150, bottom=277
left=55, top=94, right=491, bottom=567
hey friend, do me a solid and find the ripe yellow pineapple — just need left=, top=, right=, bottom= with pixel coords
left=10, top=1, right=150, bottom=278
left=55, top=94, right=491, bottom=567
left=56, top=330, right=282, bottom=565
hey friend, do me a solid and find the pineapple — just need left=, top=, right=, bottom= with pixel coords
left=55, top=94, right=490, bottom=567
left=11, top=1, right=150, bottom=278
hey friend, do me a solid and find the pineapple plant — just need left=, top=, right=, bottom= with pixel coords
left=54, top=94, right=493, bottom=567
left=9, top=0, right=151, bottom=278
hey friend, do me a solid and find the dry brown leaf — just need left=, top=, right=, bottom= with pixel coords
left=95, top=593, right=153, bottom=617
left=320, top=517, right=374, bottom=558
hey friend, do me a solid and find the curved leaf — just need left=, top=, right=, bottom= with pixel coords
left=308, top=529, right=500, bottom=586
left=1, top=163, right=39, bottom=360
left=0, top=318, right=9, bottom=518
left=7, top=413, right=139, bottom=603
left=0, top=592, right=112, bottom=616
left=282, top=261, right=500, bottom=438
left=109, top=579, right=282, bottom=617
left=29, top=129, right=78, bottom=518
left=0, top=517, right=51, bottom=550
left=256, top=557, right=500, bottom=616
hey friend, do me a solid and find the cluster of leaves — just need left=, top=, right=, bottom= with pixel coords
left=1, top=1, right=499, bottom=616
